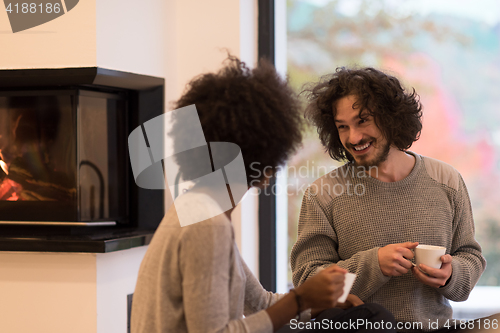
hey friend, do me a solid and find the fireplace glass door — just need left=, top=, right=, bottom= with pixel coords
left=0, top=89, right=127, bottom=223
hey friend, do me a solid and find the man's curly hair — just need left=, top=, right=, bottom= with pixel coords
left=303, top=67, right=422, bottom=162
left=172, top=56, right=303, bottom=185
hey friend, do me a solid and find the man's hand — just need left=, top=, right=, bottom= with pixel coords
left=378, top=242, right=419, bottom=276
left=412, top=254, right=453, bottom=288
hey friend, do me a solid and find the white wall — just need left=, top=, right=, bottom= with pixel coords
left=96, top=247, right=149, bottom=333
left=0, top=1, right=96, bottom=69
left=237, top=0, right=260, bottom=278
left=232, top=188, right=260, bottom=278
left=275, top=0, right=289, bottom=293
left=0, top=252, right=97, bottom=333
left=163, top=0, right=242, bottom=106
left=96, top=0, right=167, bottom=77
left=0, top=0, right=168, bottom=76
left=163, top=0, right=260, bottom=276
left=0, top=247, right=148, bottom=333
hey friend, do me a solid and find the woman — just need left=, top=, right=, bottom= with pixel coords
left=131, top=57, right=393, bottom=333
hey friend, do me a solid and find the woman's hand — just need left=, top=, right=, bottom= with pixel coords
left=296, top=265, right=347, bottom=310
left=265, top=265, right=347, bottom=332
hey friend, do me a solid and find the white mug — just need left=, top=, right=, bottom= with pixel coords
left=414, top=245, right=446, bottom=269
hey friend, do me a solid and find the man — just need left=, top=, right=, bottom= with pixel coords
left=291, top=67, right=486, bottom=331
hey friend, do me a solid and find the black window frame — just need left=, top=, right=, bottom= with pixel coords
left=257, top=0, right=277, bottom=292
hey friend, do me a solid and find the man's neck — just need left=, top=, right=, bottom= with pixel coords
left=367, top=148, right=416, bottom=182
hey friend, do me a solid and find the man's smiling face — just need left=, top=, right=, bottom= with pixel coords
left=334, top=94, right=390, bottom=168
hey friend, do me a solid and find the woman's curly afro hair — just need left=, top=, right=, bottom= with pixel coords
left=172, top=56, right=303, bottom=185
left=303, top=67, right=422, bottom=162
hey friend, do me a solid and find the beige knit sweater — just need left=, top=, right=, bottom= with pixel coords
left=291, top=152, right=486, bottom=331
left=131, top=191, right=282, bottom=333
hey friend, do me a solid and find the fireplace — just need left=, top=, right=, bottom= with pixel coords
left=0, top=68, right=164, bottom=228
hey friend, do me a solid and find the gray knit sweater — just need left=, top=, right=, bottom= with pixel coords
left=290, top=152, right=486, bottom=331
left=131, top=191, right=280, bottom=333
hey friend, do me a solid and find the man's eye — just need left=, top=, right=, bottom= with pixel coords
left=337, top=125, right=346, bottom=130
left=359, top=119, right=367, bottom=125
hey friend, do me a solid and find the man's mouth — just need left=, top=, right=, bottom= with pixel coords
left=353, top=142, right=371, bottom=151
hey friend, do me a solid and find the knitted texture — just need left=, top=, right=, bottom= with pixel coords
left=290, top=152, right=486, bottom=331
left=131, top=192, right=278, bottom=333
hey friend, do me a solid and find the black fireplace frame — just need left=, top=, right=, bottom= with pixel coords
left=0, top=67, right=165, bottom=230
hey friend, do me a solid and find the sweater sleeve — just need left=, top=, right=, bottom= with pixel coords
left=180, top=220, right=273, bottom=333
left=240, top=254, right=312, bottom=322
left=241, top=257, right=281, bottom=314
left=290, top=186, right=390, bottom=300
left=437, top=174, right=486, bottom=301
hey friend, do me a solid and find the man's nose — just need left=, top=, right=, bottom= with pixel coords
left=349, top=127, right=363, bottom=145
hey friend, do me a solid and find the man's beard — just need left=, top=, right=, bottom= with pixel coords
left=346, top=139, right=391, bottom=168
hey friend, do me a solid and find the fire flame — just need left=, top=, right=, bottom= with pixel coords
left=0, top=149, right=7, bottom=175
left=0, top=149, right=21, bottom=201
left=7, top=191, right=18, bottom=201
left=0, top=160, right=8, bottom=175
